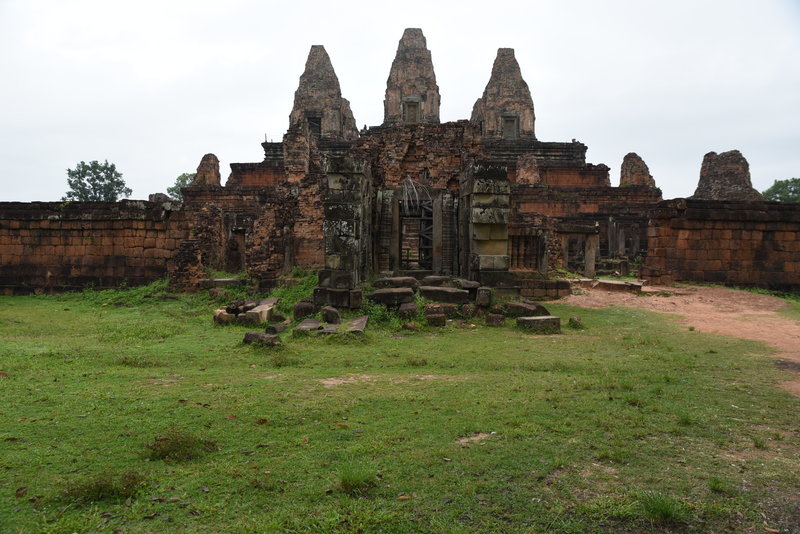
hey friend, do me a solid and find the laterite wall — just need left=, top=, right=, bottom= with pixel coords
left=641, top=199, right=800, bottom=290
left=0, top=200, right=189, bottom=294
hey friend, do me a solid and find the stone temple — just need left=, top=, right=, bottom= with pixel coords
left=179, top=28, right=663, bottom=301
left=0, top=28, right=798, bottom=295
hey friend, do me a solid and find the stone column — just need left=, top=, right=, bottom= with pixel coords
left=584, top=234, right=599, bottom=278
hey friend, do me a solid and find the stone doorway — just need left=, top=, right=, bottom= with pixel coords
left=400, top=199, right=433, bottom=270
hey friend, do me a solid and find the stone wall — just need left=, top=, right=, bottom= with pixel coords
left=0, top=200, right=189, bottom=294
left=641, top=199, right=800, bottom=290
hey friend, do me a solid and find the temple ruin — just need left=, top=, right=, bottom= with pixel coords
left=0, top=28, right=798, bottom=295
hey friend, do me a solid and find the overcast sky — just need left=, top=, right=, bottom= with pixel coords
left=1, top=0, right=798, bottom=202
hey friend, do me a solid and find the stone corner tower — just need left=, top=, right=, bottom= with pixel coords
left=471, top=48, right=535, bottom=140
left=383, top=28, right=441, bottom=126
left=289, top=45, right=358, bottom=141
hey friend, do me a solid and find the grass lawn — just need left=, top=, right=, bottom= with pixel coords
left=1, top=282, right=798, bottom=533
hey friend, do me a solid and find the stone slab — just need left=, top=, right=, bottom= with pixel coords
left=421, top=275, right=451, bottom=287
left=369, top=287, right=415, bottom=307
left=372, top=276, right=420, bottom=290
left=516, top=315, right=561, bottom=334
left=419, top=286, right=470, bottom=304
left=294, top=318, right=322, bottom=334
left=346, top=315, right=369, bottom=335
left=506, top=301, right=550, bottom=317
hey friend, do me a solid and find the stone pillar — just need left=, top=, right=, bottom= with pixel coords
left=584, top=234, right=598, bottom=278
left=460, top=163, right=512, bottom=284
left=432, top=193, right=443, bottom=273
left=316, top=157, right=371, bottom=308
left=390, top=197, right=400, bottom=273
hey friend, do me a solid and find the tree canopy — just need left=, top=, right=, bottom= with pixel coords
left=167, top=172, right=195, bottom=201
left=762, top=178, right=800, bottom=202
left=62, top=160, right=132, bottom=202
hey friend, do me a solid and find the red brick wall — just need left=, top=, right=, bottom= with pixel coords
left=641, top=199, right=800, bottom=290
left=0, top=201, right=189, bottom=294
left=512, top=185, right=662, bottom=219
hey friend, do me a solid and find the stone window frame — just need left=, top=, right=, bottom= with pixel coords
left=401, top=95, right=423, bottom=124
left=500, top=110, right=520, bottom=140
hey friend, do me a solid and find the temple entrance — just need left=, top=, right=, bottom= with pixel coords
left=400, top=199, right=433, bottom=270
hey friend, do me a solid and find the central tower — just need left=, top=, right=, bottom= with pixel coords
left=383, top=28, right=441, bottom=126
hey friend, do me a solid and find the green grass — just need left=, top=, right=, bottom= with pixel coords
left=0, top=282, right=799, bottom=532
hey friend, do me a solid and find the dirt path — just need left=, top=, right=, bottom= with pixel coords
left=561, top=284, right=800, bottom=397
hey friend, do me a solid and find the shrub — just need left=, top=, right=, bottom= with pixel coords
left=147, top=427, right=218, bottom=461
left=64, top=470, right=146, bottom=503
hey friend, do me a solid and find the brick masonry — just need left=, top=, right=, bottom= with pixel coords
left=641, top=199, right=800, bottom=290
left=0, top=200, right=189, bottom=294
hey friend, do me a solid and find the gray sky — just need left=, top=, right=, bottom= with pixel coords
left=1, top=0, right=798, bottom=202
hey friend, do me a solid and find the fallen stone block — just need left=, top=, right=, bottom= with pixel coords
left=476, top=287, right=492, bottom=307
left=212, top=309, right=236, bottom=324
left=460, top=304, right=476, bottom=318
left=426, top=313, right=447, bottom=327
left=293, top=300, right=316, bottom=320
left=349, top=289, right=363, bottom=309
left=321, top=306, right=341, bottom=324
left=506, top=301, right=550, bottom=318
left=486, top=313, right=505, bottom=327
left=419, top=286, right=470, bottom=304
left=421, top=275, right=451, bottom=287
left=369, top=287, right=415, bottom=307
left=373, top=277, right=420, bottom=290
left=425, top=303, right=458, bottom=317
left=244, top=303, right=274, bottom=324
left=293, top=318, right=322, bottom=335
left=265, top=323, right=288, bottom=334
left=243, top=332, right=282, bottom=347
left=314, top=287, right=351, bottom=308
left=346, top=315, right=369, bottom=335
left=453, top=278, right=480, bottom=290
left=398, top=301, right=418, bottom=319
left=318, top=324, right=340, bottom=335
left=516, top=316, right=561, bottom=334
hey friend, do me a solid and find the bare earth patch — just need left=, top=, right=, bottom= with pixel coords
left=457, top=432, right=493, bottom=446
left=563, top=284, right=800, bottom=396
left=318, top=374, right=466, bottom=388
left=318, top=374, right=377, bottom=388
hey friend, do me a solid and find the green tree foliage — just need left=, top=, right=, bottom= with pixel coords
left=762, top=178, right=800, bottom=202
left=63, top=160, right=132, bottom=202
left=167, top=172, right=195, bottom=201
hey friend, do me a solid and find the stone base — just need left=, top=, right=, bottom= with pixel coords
left=516, top=315, right=561, bottom=334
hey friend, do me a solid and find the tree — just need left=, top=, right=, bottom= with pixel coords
left=167, top=172, right=195, bottom=201
left=62, top=160, right=132, bottom=202
left=762, top=178, right=800, bottom=202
